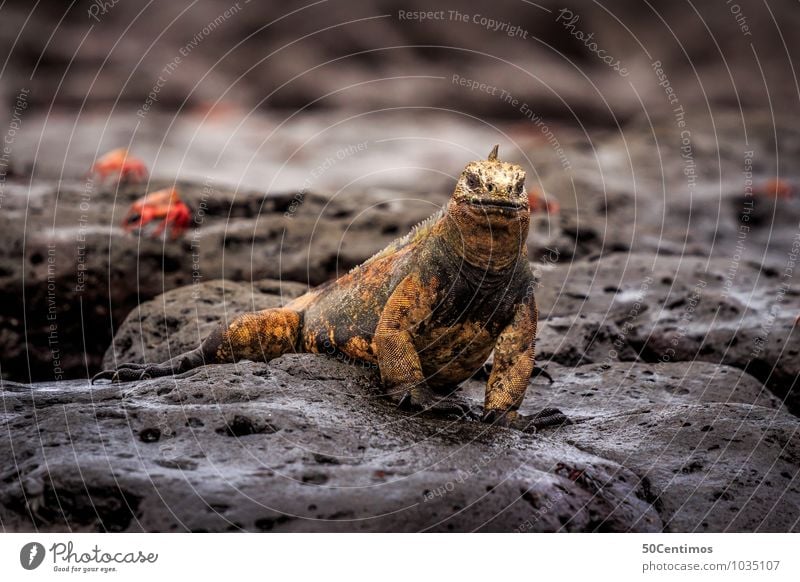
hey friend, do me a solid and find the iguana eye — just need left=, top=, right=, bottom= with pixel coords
left=465, top=173, right=480, bottom=190
left=514, top=182, right=524, bottom=195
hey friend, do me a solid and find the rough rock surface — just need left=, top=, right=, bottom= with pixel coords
left=535, top=253, right=800, bottom=414
left=101, top=279, right=307, bottom=369
left=2, top=353, right=796, bottom=532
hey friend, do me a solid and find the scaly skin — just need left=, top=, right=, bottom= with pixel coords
left=95, top=146, right=564, bottom=428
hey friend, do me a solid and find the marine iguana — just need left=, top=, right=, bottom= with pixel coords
left=94, top=146, right=563, bottom=429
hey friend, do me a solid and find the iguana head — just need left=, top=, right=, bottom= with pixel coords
left=442, top=145, right=530, bottom=270
left=451, top=144, right=528, bottom=217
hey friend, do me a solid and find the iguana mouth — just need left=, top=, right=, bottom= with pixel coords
left=468, top=197, right=526, bottom=211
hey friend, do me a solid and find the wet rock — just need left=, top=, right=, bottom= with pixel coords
left=478, top=360, right=784, bottom=418
left=101, top=279, right=307, bottom=369
left=2, top=354, right=796, bottom=532
left=535, top=313, right=639, bottom=366
left=558, top=404, right=800, bottom=532
left=536, top=253, right=800, bottom=414
left=1, top=358, right=660, bottom=533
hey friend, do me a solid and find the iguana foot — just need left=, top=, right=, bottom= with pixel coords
left=482, top=407, right=570, bottom=431
left=91, top=348, right=206, bottom=384
left=92, top=361, right=182, bottom=383
left=513, top=407, right=571, bottom=432
left=395, top=386, right=481, bottom=420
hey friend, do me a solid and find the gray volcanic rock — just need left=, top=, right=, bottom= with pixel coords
left=2, top=354, right=797, bottom=532
left=558, top=404, right=800, bottom=532
left=0, top=358, right=660, bottom=533
left=479, top=361, right=784, bottom=418
left=535, top=253, right=800, bottom=414
left=101, top=279, right=307, bottom=369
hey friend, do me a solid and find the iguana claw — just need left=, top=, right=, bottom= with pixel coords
left=482, top=407, right=570, bottom=431
left=514, top=407, right=571, bottom=432
left=395, top=387, right=480, bottom=420
left=92, top=362, right=176, bottom=384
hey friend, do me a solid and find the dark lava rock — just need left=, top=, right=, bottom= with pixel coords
left=536, top=253, right=800, bottom=414
left=101, top=279, right=307, bottom=369
left=2, top=354, right=797, bottom=532
left=558, top=404, right=800, bottom=532
left=478, top=361, right=784, bottom=418
left=0, top=358, right=654, bottom=533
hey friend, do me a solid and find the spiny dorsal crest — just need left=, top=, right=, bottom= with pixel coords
left=352, top=209, right=444, bottom=272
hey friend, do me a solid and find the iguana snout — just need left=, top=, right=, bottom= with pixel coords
left=452, top=144, right=528, bottom=216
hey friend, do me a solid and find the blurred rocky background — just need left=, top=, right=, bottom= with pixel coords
left=1, top=0, right=799, bottom=532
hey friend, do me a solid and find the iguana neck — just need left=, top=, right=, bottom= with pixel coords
left=434, top=201, right=529, bottom=273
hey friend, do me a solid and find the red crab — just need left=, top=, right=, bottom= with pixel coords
left=527, top=187, right=560, bottom=214
left=756, top=178, right=793, bottom=200
left=90, top=148, right=148, bottom=183
left=122, top=187, right=191, bottom=239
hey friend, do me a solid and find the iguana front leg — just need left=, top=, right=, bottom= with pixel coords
left=374, top=273, right=434, bottom=406
left=374, top=274, right=476, bottom=417
left=483, top=297, right=538, bottom=425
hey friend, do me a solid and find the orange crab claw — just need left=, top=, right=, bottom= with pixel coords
left=122, top=187, right=191, bottom=239
left=756, top=178, right=793, bottom=200
left=90, top=148, right=148, bottom=183
left=527, top=187, right=560, bottom=214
